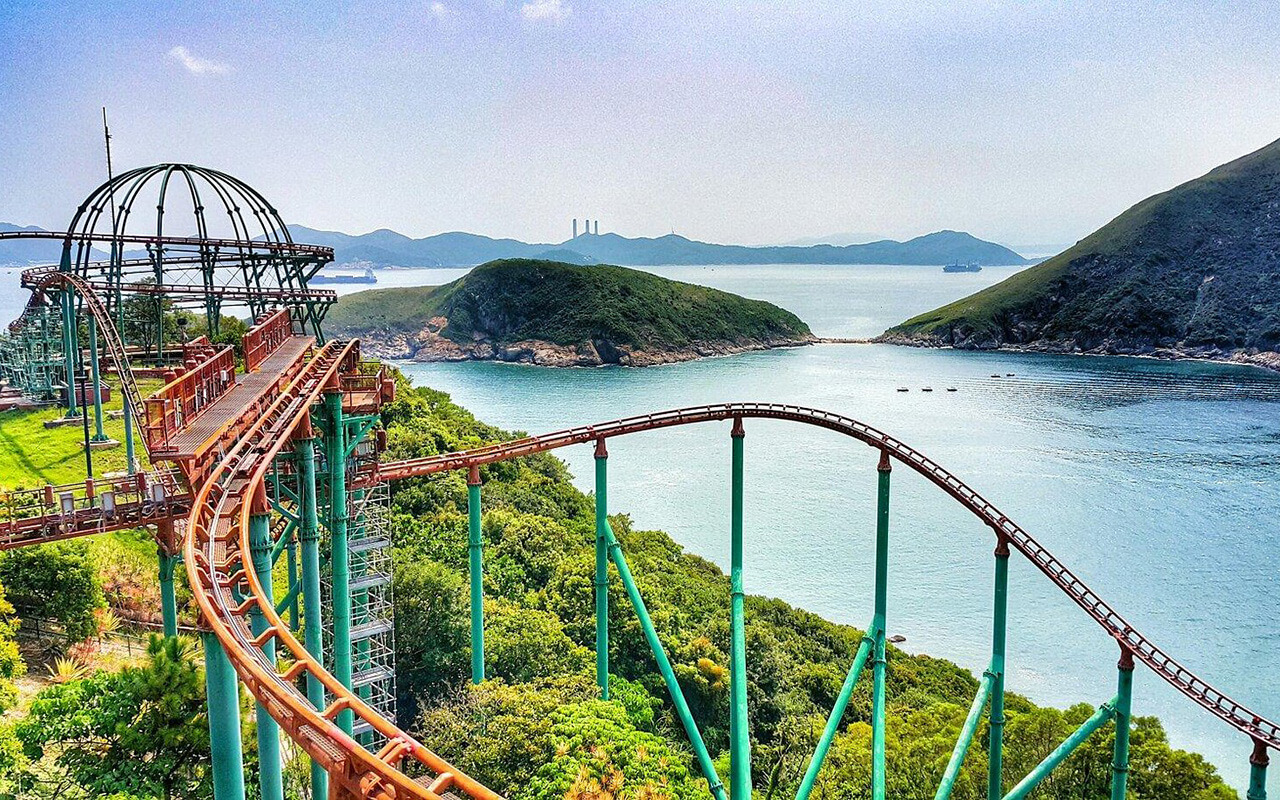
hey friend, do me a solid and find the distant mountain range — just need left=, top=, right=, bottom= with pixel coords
left=0, top=222, right=1029, bottom=268
left=289, top=226, right=1029, bottom=268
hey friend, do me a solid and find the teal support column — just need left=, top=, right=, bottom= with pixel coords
left=729, top=418, right=750, bottom=799
left=606, top=522, right=727, bottom=800
left=87, top=315, right=107, bottom=441
left=1248, top=741, right=1270, bottom=800
left=935, top=669, right=996, bottom=800
left=296, top=436, right=328, bottom=800
left=871, top=450, right=891, bottom=800
left=1005, top=698, right=1119, bottom=800
left=468, top=465, right=485, bottom=684
left=158, top=547, right=178, bottom=638
left=203, top=632, right=246, bottom=800
left=594, top=438, right=610, bottom=699
left=285, top=538, right=299, bottom=632
left=1110, top=648, right=1135, bottom=800
left=325, top=393, right=354, bottom=736
left=124, top=394, right=137, bottom=474
left=988, top=538, right=1010, bottom=800
left=794, top=628, right=875, bottom=800
left=60, top=290, right=77, bottom=416
left=249, top=511, right=283, bottom=800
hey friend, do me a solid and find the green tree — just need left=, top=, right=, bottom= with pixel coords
left=15, top=635, right=212, bottom=799
left=0, top=577, right=25, bottom=713
left=0, top=541, right=104, bottom=643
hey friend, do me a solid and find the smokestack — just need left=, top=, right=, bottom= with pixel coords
left=594, top=220, right=599, bottom=235
left=573, top=218, right=577, bottom=239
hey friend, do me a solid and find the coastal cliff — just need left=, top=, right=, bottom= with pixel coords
left=883, top=137, right=1280, bottom=369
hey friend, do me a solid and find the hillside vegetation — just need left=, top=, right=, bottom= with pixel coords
left=326, top=259, right=814, bottom=366
left=885, top=137, right=1280, bottom=367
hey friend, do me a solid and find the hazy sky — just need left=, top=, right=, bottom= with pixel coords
left=1, top=1, right=1277, bottom=249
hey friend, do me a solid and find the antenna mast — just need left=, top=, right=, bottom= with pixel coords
left=102, top=107, right=118, bottom=231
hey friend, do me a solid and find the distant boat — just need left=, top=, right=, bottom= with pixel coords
left=943, top=262, right=982, bottom=273
left=897, top=387, right=909, bottom=392
left=922, top=387, right=933, bottom=392
left=946, top=387, right=957, bottom=392
left=311, top=266, right=377, bottom=285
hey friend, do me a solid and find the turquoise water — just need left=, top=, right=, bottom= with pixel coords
left=397, top=264, right=1280, bottom=788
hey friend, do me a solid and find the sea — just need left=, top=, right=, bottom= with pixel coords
left=3, top=262, right=1276, bottom=788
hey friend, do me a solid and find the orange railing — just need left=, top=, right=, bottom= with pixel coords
left=243, top=308, right=294, bottom=373
left=144, top=346, right=237, bottom=452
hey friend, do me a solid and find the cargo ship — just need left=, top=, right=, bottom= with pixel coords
left=310, top=266, right=377, bottom=285
left=942, top=262, right=982, bottom=273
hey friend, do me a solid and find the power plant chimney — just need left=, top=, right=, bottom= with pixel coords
left=594, top=220, right=599, bottom=235
left=573, top=218, right=577, bottom=239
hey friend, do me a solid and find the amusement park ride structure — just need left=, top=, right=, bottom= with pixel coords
left=0, top=164, right=1274, bottom=800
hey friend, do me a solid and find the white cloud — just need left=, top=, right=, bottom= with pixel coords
left=427, top=2, right=450, bottom=19
left=167, top=46, right=231, bottom=75
left=520, top=0, right=570, bottom=22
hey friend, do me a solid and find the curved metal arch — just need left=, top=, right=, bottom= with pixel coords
left=378, top=404, right=1280, bottom=752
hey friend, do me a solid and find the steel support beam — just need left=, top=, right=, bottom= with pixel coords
left=936, top=667, right=996, bottom=800
left=1110, top=648, right=1135, bottom=800
left=605, top=521, right=727, bottom=800
left=594, top=438, right=610, bottom=699
left=203, top=631, right=246, bottom=800
left=61, top=289, right=76, bottom=416
left=325, top=392, right=354, bottom=736
left=871, top=451, right=891, bottom=800
left=729, top=418, right=750, bottom=799
left=1004, top=697, right=1119, bottom=800
left=988, top=538, right=1010, bottom=800
left=795, top=626, right=876, bottom=800
left=468, top=465, right=485, bottom=685
left=296, top=436, right=328, bottom=800
left=87, top=314, right=107, bottom=441
left=249, top=511, right=284, bottom=800
left=158, top=547, right=178, bottom=638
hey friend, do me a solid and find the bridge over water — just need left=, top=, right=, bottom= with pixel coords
left=0, top=164, right=1272, bottom=800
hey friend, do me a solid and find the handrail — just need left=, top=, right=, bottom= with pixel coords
left=144, top=346, right=237, bottom=452
left=244, top=308, right=294, bottom=373
left=378, top=402, right=1280, bottom=754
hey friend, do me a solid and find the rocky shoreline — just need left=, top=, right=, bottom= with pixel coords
left=357, top=327, right=816, bottom=367
left=875, top=332, right=1280, bottom=373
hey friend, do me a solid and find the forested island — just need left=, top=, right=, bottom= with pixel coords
left=325, top=258, right=815, bottom=366
left=883, top=137, right=1280, bottom=372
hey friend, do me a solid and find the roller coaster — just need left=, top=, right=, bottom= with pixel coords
left=0, top=164, right=1273, bottom=800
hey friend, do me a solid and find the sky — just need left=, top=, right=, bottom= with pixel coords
left=0, top=1, right=1277, bottom=251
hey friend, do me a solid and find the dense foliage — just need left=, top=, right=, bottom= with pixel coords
left=383, top=377, right=1236, bottom=800
left=0, top=541, right=105, bottom=642
left=0, top=579, right=24, bottom=714
left=887, top=137, right=1280, bottom=355
left=325, top=259, right=812, bottom=352
left=11, top=636, right=213, bottom=799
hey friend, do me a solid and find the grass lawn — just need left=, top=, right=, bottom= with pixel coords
left=0, top=376, right=160, bottom=491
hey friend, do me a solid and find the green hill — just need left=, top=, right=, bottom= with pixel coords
left=325, top=258, right=814, bottom=366
left=884, top=137, right=1280, bottom=367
